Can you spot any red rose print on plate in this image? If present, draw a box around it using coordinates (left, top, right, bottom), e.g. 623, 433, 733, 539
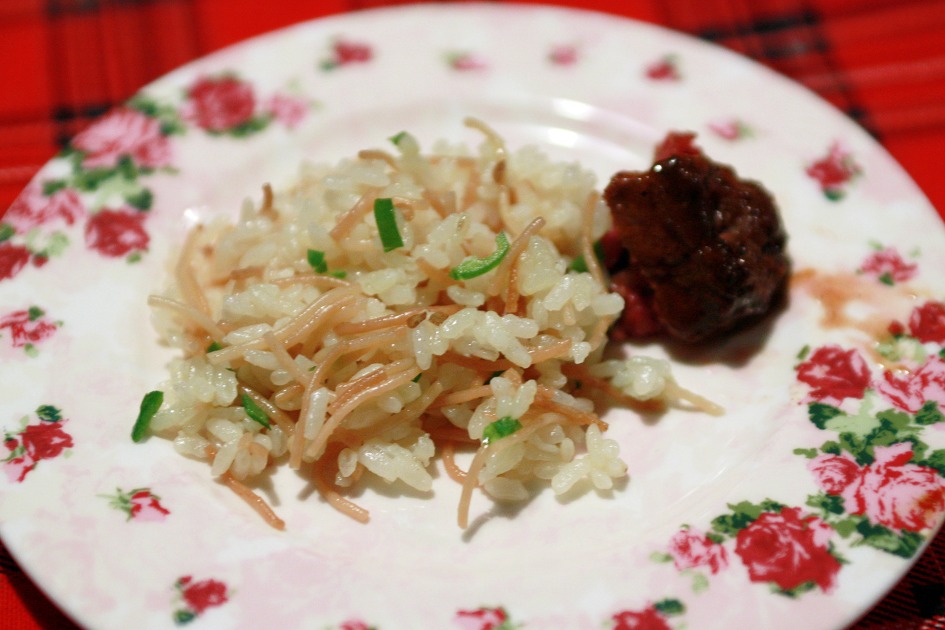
858, 247, 917, 286
611, 600, 684, 630
796, 345, 872, 405
173, 576, 229, 624
265, 92, 309, 129
810, 443, 945, 532
320, 39, 373, 70
549, 44, 579, 65
447, 51, 489, 71
734, 506, 841, 592
0, 306, 60, 356
645, 55, 680, 81
185, 75, 257, 133
103, 487, 170, 522
183, 73, 308, 135
71, 106, 173, 170
611, 607, 671, 630
454, 606, 512, 630
908, 301, 945, 344
0, 242, 31, 282
808, 452, 861, 496
876, 356, 945, 414
708, 119, 752, 141
84, 208, 150, 258
3, 406, 73, 483
667, 527, 728, 574
4, 184, 85, 235
806, 141, 861, 200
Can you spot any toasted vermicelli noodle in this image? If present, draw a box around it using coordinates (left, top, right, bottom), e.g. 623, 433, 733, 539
148, 118, 719, 529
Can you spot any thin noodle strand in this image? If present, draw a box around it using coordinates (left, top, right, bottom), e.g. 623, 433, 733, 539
431, 384, 493, 409
272, 274, 351, 289
357, 382, 444, 443
176, 225, 212, 317
220, 473, 286, 530
306, 364, 420, 460
306, 328, 403, 390
458, 443, 489, 529
330, 192, 375, 240
312, 468, 370, 523
441, 442, 467, 483
663, 381, 725, 416
357, 149, 397, 168
207, 288, 358, 365
262, 331, 308, 385
334, 304, 462, 335
579, 191, 606, 287
147, 295, 227, 341
494, 217, 545, 306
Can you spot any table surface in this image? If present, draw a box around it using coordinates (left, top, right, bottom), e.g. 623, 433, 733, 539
2, 1, 945, 628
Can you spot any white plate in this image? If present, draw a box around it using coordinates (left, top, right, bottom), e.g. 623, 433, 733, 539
3, 4, 945, 629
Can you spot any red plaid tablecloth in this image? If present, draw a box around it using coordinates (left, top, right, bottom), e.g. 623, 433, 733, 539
2, 1, 944, 628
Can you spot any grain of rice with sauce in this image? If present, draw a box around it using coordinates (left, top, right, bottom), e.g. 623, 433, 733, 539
146, 118, 719, 530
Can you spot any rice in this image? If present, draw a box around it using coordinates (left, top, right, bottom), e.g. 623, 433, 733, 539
147, 118, 711, 529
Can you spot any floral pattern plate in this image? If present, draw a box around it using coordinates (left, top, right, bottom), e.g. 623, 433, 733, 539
3, 4, 945, 629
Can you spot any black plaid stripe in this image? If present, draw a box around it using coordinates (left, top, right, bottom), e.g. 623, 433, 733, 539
656, 0, 877, 136
43, 0, 204, 147
0, 539, 21, 576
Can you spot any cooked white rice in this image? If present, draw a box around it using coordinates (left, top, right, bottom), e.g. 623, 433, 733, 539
147, 118, 709, 529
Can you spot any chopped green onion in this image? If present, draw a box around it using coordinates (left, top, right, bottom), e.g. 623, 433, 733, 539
389, 131, 409, 146
411, 373, 423, 383
241, 393, 271, 429
307, 249, 328, 273
449, 232, 510, 280
207, 341, 223, 353
131, 391, 164, 443
482, 416, 522, 443
307, 249, 346, 277
374, 198, 404, 252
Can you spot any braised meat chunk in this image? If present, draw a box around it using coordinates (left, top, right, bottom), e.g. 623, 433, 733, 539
604, 133, 789, 343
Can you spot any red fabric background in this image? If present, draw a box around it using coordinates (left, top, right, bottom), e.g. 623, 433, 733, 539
2, 1, 945, 628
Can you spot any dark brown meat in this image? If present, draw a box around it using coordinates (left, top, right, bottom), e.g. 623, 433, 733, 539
604, 133, 789, 343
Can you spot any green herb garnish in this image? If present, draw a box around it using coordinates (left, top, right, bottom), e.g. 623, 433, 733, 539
207, 341, 223, 353
131, 390, 164, 443
569, 255, 589, 273
389, 131, 409, 146
241, 393, 271, 429
374, 198, 404, 252
307, 249, 328, 273
482, 416, 522, 443
449, 232, 510, 280
307, 249, 346, 277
